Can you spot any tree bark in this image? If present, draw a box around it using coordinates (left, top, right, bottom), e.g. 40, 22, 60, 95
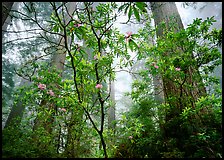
108, 81, 115, 130
2, 2, 27, 129
150, 2, 207, 142
150, 2, 206, 111
33, 2, 77, 132
4, 78, 32, 129
2, 2, 14, 26
150, 2, 184, 36
64, 108, 84, 158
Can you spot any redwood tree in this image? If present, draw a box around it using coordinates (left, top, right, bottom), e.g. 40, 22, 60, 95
150, 2, 208, 149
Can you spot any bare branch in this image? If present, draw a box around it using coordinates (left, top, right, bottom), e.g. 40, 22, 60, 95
3, 36, 41, 44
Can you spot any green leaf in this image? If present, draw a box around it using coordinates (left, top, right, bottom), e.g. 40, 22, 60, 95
130, 139, 134, 143
76, 32, 82, 40
129, 39, 138, 52
135, 2, 147, 12
129, 39, 134, 52
64, 83, 67, 90
128, 6, 133, 20
124, 4, 129, 15
52, 25, 59, 33
118, 3, 128, 13
133, 6, 140, 22
66, 55, 70, 60
79, 49, 86, 55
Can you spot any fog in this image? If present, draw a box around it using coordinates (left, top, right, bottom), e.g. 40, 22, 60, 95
3, 2, 222, 122
114, 2, 222, 117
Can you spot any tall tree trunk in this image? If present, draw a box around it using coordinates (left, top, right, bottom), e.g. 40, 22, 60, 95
151, 36, 165, 104
33, 2, 77, 132
2, 2, 14, 27
64, 108, 84, 158
2, 2, 20, 35
150, 2, 207, 143
32, 3, 85, 157
4, 78, 31, 129
150, 1, 206, 112
108, 81, 115, 130
2, 2, 27, 129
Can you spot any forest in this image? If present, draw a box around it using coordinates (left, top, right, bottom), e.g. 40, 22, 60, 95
2, 2, 222, 158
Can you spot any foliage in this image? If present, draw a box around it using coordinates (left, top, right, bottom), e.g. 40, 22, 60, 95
118, 2, 147, 22
3, 2, 134, 158
2, 1, 222, 158
114, 16, 222, 158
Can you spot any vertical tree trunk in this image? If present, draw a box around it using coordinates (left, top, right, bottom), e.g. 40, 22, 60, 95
108, 81, 115, 130
64, 108, 84, 158
4, 78, 32, 129
30, 1, 77, 154
150, 2, 184, 124
150, 2, 184, 36
150, 2, 207, 144
153, 75, 164, 103
33, 2, 77, 132
2, 2, 14, 27
2, 2, 27, 129
150, 2, 206, 113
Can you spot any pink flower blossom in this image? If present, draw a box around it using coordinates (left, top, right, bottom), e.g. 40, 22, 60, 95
125, 31, 133, 43
128, 136, 133, 139
154, 65, 159, 69
38, 83, 46, 90
47, 90, 55, 96
95, 84, 103, 89
74, 23, 82, 27
59, 108, 66, 112
175, 67, 181, 71
126, 31, 132, 38
94, 55, 98, 60
61, 108, 66, 112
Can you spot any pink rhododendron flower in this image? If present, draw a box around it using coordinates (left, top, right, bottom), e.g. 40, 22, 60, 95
154, 65, 159, 69
61, 108, 66, 112
47, 90, 55, 96
95, 84, 103, 89
59, 108, 66, 112
126, 31, 132, 38
175, 67, 181, 71
38, 83, 46, 90
74, 23, 82, 27
128, 136, 133, 139
94, 55, 98, 60
125, 31, 133, 43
